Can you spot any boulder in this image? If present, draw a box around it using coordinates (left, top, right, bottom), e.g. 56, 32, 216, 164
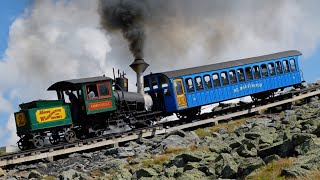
135, 168, 158, 178
28, 170, 42, 179
175, 153, 202, 163
238, 157, 265, 177
263, 154, 281, 164
166, 130, 186, 138
101, 159, 128, 172
237, 144, 257, 157
0, 168, 5, 177
60, 169, 90, 180
164, 165, 177, 177
281, 166, 309, 178
294, 137, 320, 155
215, 153, 238, 178
176, 169, 206, 180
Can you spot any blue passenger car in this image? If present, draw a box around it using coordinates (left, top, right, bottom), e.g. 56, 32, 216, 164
144, 50, 303, 116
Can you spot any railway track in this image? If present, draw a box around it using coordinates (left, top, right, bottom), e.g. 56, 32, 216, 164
1, 84, 320, 167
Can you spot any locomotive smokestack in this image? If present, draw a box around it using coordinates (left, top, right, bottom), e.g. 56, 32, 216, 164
130, 59, 149, 94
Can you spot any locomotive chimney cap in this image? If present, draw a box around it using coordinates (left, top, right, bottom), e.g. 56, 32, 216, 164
130, 58, 149, 73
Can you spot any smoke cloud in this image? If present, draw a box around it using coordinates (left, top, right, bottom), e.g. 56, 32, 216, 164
98, 0, 146, 59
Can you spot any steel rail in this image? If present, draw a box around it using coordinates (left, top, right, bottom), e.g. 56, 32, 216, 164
0, 85, 319, 167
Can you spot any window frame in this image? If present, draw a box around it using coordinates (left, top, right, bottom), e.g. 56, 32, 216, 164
203, 74, 213, 89
289, 58, 297, 72
221, 71, 230, 86
245, 66, 253, 81
195, 76, 204, 91
261, 64, 269, 78
185, 78, 195, 93
283, 59, 290, 73
275, 61, 283, 75
253, 65, 261, 79
237, 68, 246, 82
229, 70, 238, 84
86, 81, 112, 100
212, 73, 221, 88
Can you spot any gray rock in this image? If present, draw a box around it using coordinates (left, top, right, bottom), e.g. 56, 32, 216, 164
281, 166, 309, 178
0, 168, 5, 177
160, 135, 192, 150
237, 144, 257, 157
81, 153, 92, 158
135, 168, 158, 178
294, 137, 320, 155
60, 169, 90, 180
166, 129, 186, 137
238, 157, 265, 177
28, 170, 42, 179
215, 153, 238, 178
175, 153, 202, 163
164, 165, 177, 177
218, 128, 228, 134
263, 154, 281, 164
166, 157, 186, 168
101, 159, 128, 172
177, 169, 206, 180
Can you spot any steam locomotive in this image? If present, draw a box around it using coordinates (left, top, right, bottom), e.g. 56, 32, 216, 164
14, 50, 304, 150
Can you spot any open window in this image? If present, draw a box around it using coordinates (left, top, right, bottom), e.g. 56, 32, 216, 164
151, 76, 158, 90
253, 66, 261, 79
159, 75, 168, 88
203, 75, 212, 89
185, 78, 195, 93
245, 67, 253, 81
221, 72, 229, 86
261, 64, 268, 78
144, 77, 150, 91
237, 68, 245, 82
195, 76, 204, 91
290, 59, 296, 72
268, 63, 276, 76
212, 73, 221, 87
276, 61, 283, 74
229, 70, 237, 84
283, 60, 290, 73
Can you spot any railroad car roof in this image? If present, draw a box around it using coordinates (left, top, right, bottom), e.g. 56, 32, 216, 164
47, 76, 112, 91
159, 50, 302, 78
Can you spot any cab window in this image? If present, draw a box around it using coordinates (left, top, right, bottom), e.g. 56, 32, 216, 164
212, 73, 221, 87
195, 76, 204, 91
86, 82, 111, 100
185, 78, 195, 93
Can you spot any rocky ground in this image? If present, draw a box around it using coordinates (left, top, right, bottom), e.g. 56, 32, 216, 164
1, 96, 320, 180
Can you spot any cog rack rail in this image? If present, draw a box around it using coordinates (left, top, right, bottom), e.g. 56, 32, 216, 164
1, 85, 320, 167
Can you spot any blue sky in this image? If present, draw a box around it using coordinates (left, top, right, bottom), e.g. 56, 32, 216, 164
0, 0, 31, 58
0, 1, 320, 147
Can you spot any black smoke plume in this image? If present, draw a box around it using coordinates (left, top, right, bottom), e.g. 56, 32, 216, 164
98, 0, 147, 59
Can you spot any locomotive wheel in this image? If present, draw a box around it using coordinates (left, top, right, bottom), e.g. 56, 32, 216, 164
95, 130, 104, 137
17, 136, 29, 150
49, 133, 60, 145
33, 135, 45, 148
64, 130, 76, 143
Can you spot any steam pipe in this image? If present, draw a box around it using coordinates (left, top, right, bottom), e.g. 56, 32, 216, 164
130, 59, 149, 94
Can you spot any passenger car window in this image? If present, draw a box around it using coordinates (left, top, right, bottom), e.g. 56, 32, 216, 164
283, 60, 290, 73
185, 78, 194, 93
229, 70, 237, 84
237, 69, 245, 82
221, 72, 229, 86
151, 76, 158, 89
245, 67, 253, 80
276, 61, 283, 74
144, 78, 150, 91
212, 73, 221, 87
290, 59, 296, 72
203, 75, 212, 89
159, 75, 168, 88
195, 76, 204, 91
268, 63, 276, 76
261, 64, 268, 78
253, 66, 261, 79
